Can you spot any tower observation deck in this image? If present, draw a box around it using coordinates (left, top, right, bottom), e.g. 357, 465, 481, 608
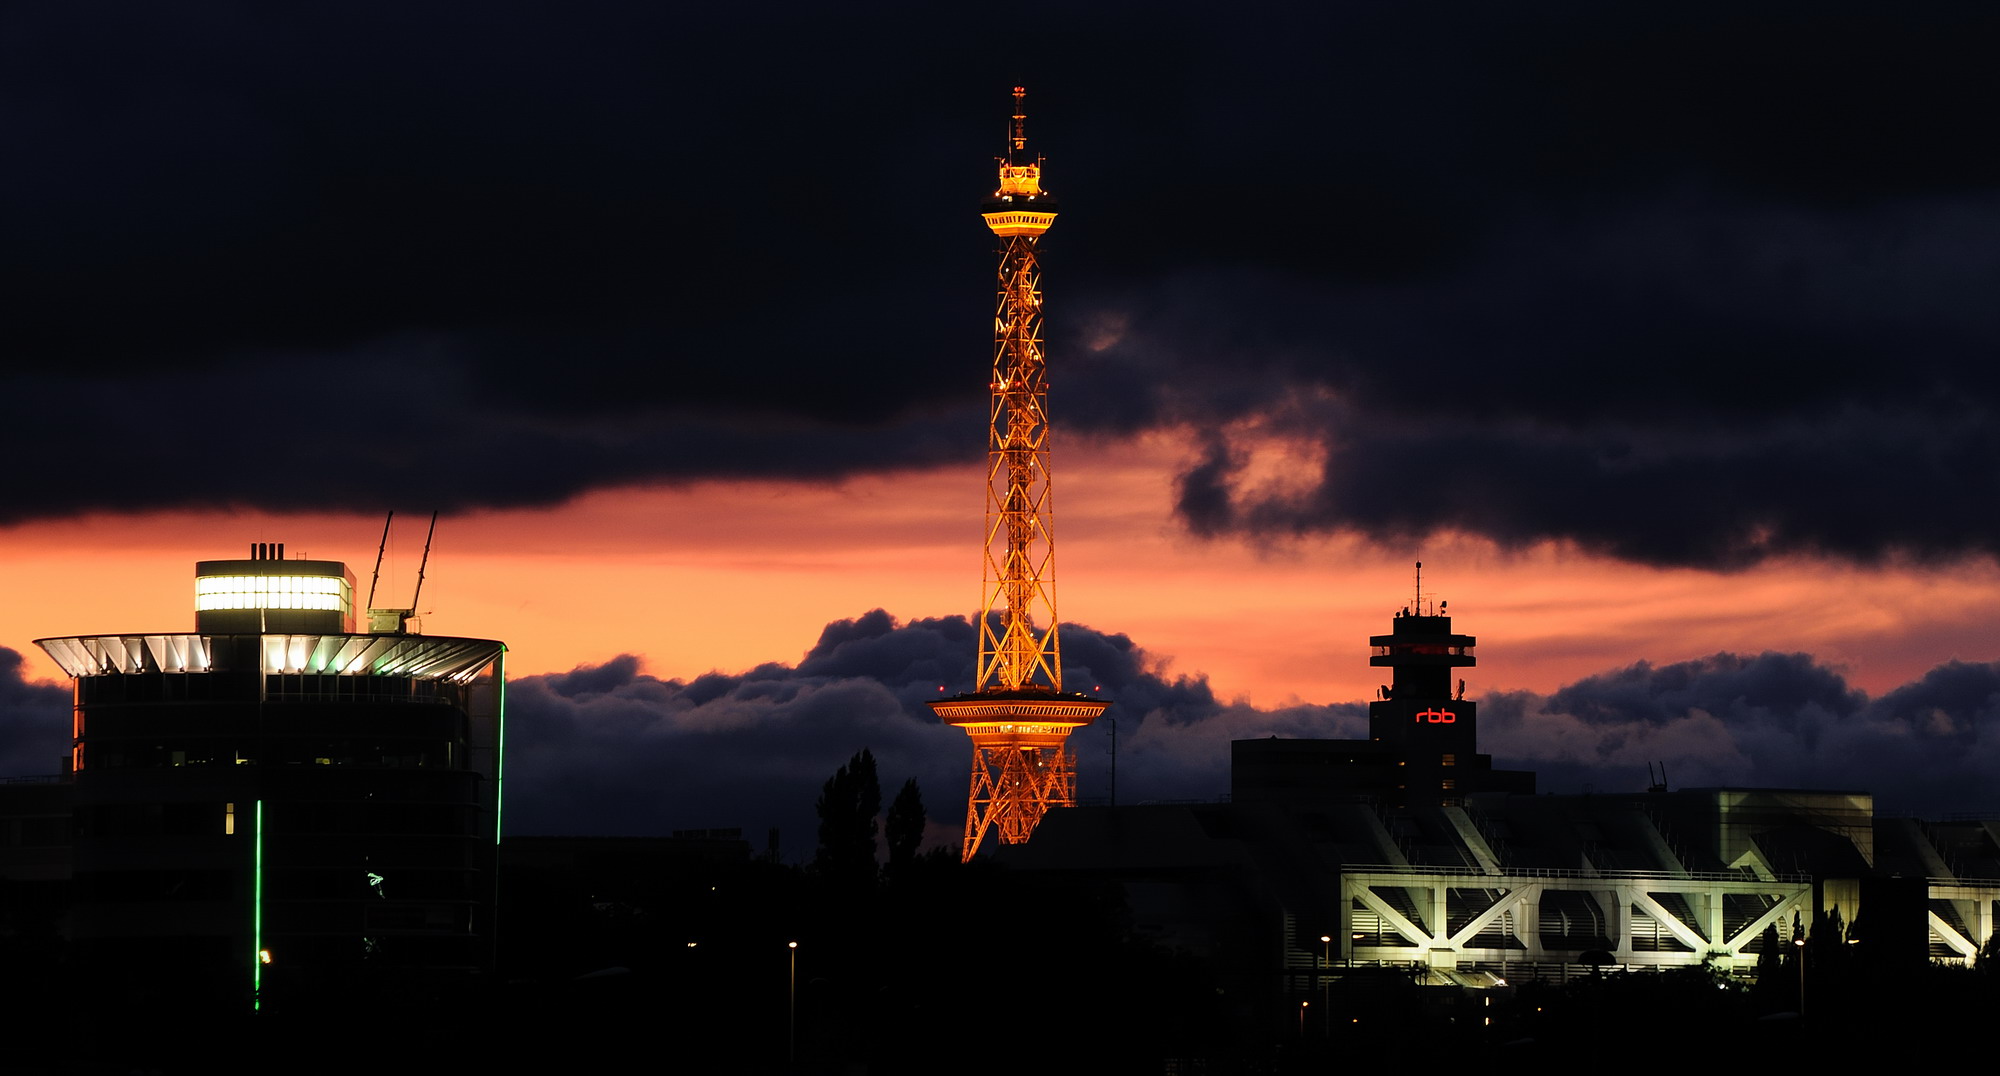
929, 87, 1108, 861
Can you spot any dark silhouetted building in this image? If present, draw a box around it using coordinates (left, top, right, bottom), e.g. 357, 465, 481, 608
1234, 589, 1533, 808
35, 544, 505, 1008
1009, 583, 2000, 1040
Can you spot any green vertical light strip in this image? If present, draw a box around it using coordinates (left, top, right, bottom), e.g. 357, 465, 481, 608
253, 798, 264, 1011
490, 649, 508, 975
493, 648, 507, 845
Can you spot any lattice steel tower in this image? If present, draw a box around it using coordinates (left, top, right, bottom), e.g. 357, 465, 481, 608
928, 87, 1108, 862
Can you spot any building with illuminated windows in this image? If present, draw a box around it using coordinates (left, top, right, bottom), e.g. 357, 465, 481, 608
34, 543, 505, 1009
1008, 581, 2000, 1041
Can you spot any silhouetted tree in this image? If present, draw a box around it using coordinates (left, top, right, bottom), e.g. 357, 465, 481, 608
813, 749, 880, 885
1755, 924, 1782, 979
886, 778, 925, 868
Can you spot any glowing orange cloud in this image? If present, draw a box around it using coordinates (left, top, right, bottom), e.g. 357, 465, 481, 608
2, 429, 1995, 705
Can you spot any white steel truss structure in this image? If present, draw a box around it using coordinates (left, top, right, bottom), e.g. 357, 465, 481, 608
1332, 864, 2000, 976
1341, 865, 1813, 974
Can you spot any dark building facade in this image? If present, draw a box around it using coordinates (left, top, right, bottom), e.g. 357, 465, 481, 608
36, 545, 505, 1007
1009, 584, 2000, 1044
1234, 593, 1532, 808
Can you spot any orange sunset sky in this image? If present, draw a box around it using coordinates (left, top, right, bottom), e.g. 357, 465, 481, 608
8, 4, 2000, 837
9, 428, 1994, 709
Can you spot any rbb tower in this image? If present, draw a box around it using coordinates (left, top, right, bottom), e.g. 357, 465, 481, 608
1368, 562, 1478, 805
929, 88, 1108, 862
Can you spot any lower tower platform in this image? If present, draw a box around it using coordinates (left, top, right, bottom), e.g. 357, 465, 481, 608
929, 689, 1109, 861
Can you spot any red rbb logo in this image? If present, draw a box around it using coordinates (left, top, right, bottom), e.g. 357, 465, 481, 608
1414, 709, 1456, 724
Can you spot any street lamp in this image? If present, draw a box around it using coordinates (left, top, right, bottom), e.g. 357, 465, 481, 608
1319, 936, 1331, 1035
789, 941, 800, 1064
1298, 1000, 1309, 1037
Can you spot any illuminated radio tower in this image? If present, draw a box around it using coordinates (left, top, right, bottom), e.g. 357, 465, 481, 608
928, 87, 1108, 862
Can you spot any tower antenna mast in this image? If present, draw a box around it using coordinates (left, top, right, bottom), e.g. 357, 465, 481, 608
409, 511, 438, 613
1010, 85, 1028, 159
366, 510, 394, 613
929, 87, 1109, 861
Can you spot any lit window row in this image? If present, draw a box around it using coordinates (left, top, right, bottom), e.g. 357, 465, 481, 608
196, 575, 352, 613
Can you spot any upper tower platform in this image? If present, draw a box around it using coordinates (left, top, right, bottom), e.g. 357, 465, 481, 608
44, 541, 496, 683
1369, 612, 1476, 700
980, 86, 1057, 237
1368, 563, 1476, 758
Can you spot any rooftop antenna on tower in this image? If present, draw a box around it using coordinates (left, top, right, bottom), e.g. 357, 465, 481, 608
409, 511, 439, 615
1009, 84, 1028, 159
365, 510, 438, 635
366, 510, 394, 613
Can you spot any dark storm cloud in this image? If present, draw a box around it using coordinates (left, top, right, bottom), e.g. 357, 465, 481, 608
0, 1, 991, 521
1162, 196, 2000, 566
6, 2, 2000, 567
0, 648, 70, 779
501, 620, 2000, 839
1482, 651, 2000, 814
501, 610, 1359, 847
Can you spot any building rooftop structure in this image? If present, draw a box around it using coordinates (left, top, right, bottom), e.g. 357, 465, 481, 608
1236, 568, 1533, 809
32, 541, 505, 1012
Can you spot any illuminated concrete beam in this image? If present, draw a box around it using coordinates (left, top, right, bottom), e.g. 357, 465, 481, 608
1930, 910, 1979, 961
1631, 890, 1710, 953
1931, 881, 2000, 956
1441, 807, 1503, 875
1723, 892, 1808, 954
1447, 883, 1542, 949
1343, 866, 1814, 973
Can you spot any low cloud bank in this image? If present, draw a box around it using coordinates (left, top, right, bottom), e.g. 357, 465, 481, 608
501, 612, 1359, 856
502, 616, 2000, 847
5, 622, 1995, 854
